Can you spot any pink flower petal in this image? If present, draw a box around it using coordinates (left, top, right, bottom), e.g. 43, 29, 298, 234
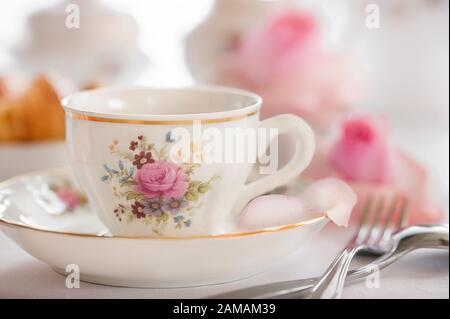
347, 152, 444, 225
239, 178, 357, 230
305, 145, 445, 225
239, 194, 319, 230
300, 178, 357, 227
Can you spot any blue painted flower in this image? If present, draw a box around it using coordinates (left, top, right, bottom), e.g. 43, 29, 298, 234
174, 215, 184, 223
144, 199, 163, 217
162, 198, 189, 215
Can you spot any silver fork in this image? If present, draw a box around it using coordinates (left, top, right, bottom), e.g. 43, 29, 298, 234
308, 194, 409, 299
211, 224, 447, 299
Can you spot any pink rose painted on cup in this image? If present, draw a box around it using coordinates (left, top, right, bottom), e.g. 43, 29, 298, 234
102, 135, 219, 232
328, 115, 393, 184
135, 160, 188, 199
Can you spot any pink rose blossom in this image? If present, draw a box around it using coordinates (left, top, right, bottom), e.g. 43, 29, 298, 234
217, 10, 363, 132
302, 115, 444, 225
233, 10, 319, 84
135, 160, 188, 199
306, 147, 444, 225
257, 55, 361, 132
328, 115, 393, 184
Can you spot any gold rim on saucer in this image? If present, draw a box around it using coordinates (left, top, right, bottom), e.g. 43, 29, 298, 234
0, 168, 328, 241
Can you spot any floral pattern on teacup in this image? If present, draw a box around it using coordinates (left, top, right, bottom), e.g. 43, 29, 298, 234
101, 134, 219, 234
37, 181, 87, 215
52, 184, 87, 211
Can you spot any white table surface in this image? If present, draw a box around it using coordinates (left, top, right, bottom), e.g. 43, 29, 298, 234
0, 224, 448, 299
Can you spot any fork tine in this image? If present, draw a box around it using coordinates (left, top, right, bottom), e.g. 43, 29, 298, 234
354, 195, 373, 244
357, 195, 373, 226
396, 197, 409, 230
367, 195, 386, 244
377, 194, 399, 242
379, 194, 411, 245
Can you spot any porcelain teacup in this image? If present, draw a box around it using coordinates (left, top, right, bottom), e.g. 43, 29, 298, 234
62, 86, 315, 237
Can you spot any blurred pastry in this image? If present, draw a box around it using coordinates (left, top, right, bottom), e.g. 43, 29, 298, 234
82, 81, 102, 91
0, 76, 65, 142
0, 77, 8, 99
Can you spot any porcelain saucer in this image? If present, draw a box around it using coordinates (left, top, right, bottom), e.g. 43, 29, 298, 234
0, 168, 328, 288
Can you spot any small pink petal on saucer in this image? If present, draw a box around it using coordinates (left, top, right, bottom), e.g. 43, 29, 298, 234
300, 178, 357, 227
239, 178, 357, 230
239, 194, 318, 230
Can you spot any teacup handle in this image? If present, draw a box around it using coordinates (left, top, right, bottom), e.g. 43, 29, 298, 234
233, 114, 315, 216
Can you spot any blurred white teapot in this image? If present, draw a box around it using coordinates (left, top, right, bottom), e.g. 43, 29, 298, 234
15, 0, 148, 85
